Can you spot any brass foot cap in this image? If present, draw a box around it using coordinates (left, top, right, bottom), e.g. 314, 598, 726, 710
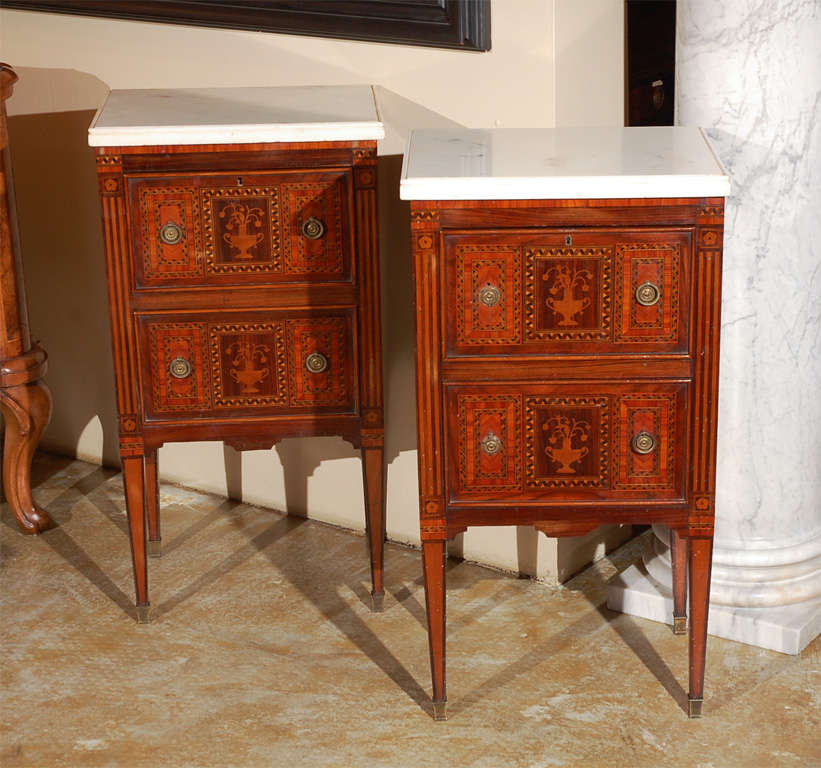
688, 698, 703, 718
136, 604, 151, 624
673, 616, 687, 635
432, 701, 447, 721
148, 540, 162, 558
370, 592, 385, 613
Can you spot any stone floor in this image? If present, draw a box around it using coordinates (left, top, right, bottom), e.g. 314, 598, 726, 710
1, 454, 819, 768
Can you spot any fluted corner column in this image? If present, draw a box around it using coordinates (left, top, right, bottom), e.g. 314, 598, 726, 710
607, 1, 821, 654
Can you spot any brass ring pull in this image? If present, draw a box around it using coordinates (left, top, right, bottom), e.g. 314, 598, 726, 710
169, 357, 192, 379
478, 284, 501, 307
480, 432, 503, 456
631, 431, 656, 455
160, 221, 184, 246
301, 217, 325, 240
305, 352, 329, 374
635, 281, 661, 307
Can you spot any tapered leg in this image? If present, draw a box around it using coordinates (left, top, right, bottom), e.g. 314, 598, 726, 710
670, 528, 688, 634
122, 455, 149, 623
423, 539, 447, 720
688, 535, 713, 717
144, 449, 161, 557
362, 443, 385, 611
0, 379, 53, 534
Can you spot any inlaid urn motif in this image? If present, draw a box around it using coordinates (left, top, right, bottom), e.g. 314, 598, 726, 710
542, 414, 591, 473
220, 202, 265, 260
543, 264, 593, 326
226, 337, 271, 393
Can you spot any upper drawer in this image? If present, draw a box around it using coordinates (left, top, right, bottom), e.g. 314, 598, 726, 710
127, 170, 352, 288
443, 228, 691, 356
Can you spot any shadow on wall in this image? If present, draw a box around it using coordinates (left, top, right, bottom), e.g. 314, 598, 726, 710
259, 152, 417, 516
8, 106, 120, 467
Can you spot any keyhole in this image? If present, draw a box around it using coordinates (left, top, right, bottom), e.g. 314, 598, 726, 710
565, 234, 572, 246
236, 177, 243, 186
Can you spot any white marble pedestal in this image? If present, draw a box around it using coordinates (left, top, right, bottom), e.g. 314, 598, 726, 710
607, 0, 821, 655
608, 530, 821, 655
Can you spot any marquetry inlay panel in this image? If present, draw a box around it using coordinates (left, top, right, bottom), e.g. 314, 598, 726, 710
525, 247, 612, 341
139, 186, 204, 281
201, 187, 281, 274
143, 313, 355, 417
454, 244, 521, 345
210, 322, 288, 407
525, 396, 610, 488
455, 393, 522, 493
286, 316, 352, 407
130, 171, 350, 285
281, 180, 345, 275
148, 322, 211, 412
612, 393, 677, 489
614, 243, 680, 342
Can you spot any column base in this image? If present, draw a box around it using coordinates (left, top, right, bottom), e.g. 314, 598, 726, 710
607, 563, 821, 655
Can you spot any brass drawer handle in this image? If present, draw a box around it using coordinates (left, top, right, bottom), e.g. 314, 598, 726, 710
305, 351, 329, 374
159, 221, 184, 246
302, 217, 326, 240
478, 284, 501, 307
635, 281, 661, 307
631, 431, 657, 455
169, 357, 192, 379
480, 432, 503, 456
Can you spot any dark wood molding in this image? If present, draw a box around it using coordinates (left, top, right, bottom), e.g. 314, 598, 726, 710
3, 0, 491, 51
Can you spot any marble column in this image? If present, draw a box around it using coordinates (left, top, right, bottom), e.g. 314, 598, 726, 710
608, 0, 821, 654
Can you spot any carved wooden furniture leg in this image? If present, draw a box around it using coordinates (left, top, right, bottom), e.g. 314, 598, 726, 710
144, 449, 161, 557
670, 527, 688, 634
688, 535, 713, 717
362, 439, 385, 611
1, 65, 53, 534
423, 539, 447, 721
0, 373, 52, 532
122, 452, 149, 623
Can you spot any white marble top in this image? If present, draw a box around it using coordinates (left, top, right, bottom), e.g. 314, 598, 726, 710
400, 127, 730, 200
88, 85, 384, 147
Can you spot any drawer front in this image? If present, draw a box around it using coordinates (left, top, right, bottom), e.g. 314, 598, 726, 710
138, 310, 357, 421
446, 382, 687, 503
444, 229, 690, 356
128, 170, 351, 287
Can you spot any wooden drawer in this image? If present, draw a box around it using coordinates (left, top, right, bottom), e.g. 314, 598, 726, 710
138, 310, 357, 421
444, 228, 690, 356
446, 382, 687, 503
127, 170, 352, 288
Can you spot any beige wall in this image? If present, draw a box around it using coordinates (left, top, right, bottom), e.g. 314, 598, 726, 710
0, 2, 626, 581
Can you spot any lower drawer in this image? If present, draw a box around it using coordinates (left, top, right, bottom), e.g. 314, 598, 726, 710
446, 382, 688, 503
137, 309, 357, 421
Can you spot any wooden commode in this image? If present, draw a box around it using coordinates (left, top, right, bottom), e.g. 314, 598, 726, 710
401, 126, 730, 719
89, 86, 386, 622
